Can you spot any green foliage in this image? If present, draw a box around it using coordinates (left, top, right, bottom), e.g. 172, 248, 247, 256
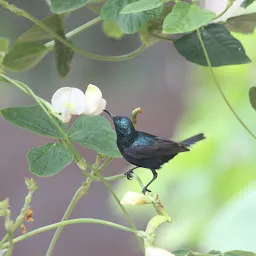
0, 38, 9, 77
68, 116, 121, 158
112, 33, 256, 249
172, 250, 256, 256
162, 2, 216, 34
27, 143, 73, 176
0, 105, 63, 138
2, 42, 48, 71
49, 0, 88, 14
100, 0, 163, 34
102, 20, 124, 39
0, 38, 9, 53
54, 15, 74, 78
241, 0, 256, 8
174, 24, 251, 66
120, 0, 164, 14
249, 86, 256, 111
225, 13, 256, 34
172, 249, 193, 256
17, 14, 65, 42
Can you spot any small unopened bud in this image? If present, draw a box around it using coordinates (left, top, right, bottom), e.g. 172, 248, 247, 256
146, 247, 175, 256
121, 191, 152, 206
132, 107, 143, 125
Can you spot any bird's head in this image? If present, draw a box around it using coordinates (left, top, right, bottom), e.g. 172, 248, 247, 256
104, 110, 136, 137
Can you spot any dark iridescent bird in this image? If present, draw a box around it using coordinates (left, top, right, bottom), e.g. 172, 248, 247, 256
104, 109, 205, 194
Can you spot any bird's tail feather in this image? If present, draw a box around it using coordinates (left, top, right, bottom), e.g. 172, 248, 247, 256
181, 133, 205, 146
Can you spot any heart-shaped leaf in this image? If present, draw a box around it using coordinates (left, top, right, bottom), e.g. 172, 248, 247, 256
0, 105, 64, 138
101, 0, 163, 34
174, 24, 251, 66
163, 2, 216, 34
49, 0, 88, 14
3, 42, 48, 71
120, 0, 163, 14
27, 143, 73, 176
68, 115, 121, 158
18, 14, 65, 42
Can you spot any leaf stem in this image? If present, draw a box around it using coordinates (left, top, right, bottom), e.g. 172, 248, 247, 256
196, 29, 256, 141
5, 230, 13, 256
94, 172, 144, 251
149, 33, 175, 42
46, 157, 113, 256
212, 0, 235, 21
0, 0, 146, 61
44, 16, 101, 48
2, 218, 137, 249
46, 179, 92, 256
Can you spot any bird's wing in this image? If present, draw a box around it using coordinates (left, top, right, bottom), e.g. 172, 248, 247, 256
123, 136, 189, 160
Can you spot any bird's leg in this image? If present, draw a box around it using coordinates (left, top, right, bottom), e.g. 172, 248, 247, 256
124, 167, 139, 180
142, 169, 158, 194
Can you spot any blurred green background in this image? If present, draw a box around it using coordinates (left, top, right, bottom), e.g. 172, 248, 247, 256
1, 1, 256, 256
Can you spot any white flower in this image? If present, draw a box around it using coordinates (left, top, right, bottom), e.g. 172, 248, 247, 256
51, 84, 106, 123
120, 191, 152, 206
84, 84, 106, 116
51, 87, 86, 123
146, 247, 175, 256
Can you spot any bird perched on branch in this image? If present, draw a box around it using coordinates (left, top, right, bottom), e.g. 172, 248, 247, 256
104, 109, 205, 194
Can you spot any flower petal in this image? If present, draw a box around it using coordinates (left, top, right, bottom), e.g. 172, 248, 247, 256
121, 191, 152, 206
146, 247, 175, 256
51, 87, 86, 115
90, 98, 107, 116
84, 84, 103, 115
61, 106, 72, 123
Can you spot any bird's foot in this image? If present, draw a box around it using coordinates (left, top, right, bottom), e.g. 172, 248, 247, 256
124, 170, 134, 180
142, 187, 151, 194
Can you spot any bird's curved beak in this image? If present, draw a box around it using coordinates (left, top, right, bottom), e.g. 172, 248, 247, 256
103, 109, 115, 119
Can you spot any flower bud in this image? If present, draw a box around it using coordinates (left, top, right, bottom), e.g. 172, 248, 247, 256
121, 191, 152, 206
146, 247, 175, 256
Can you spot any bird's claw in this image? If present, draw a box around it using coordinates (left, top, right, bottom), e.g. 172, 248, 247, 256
124, 170, 134, 180
142, 187, 151, 194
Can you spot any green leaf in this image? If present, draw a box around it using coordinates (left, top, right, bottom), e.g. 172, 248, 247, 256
0, 105, 64, 138
68, 115, 121, 158
163, 2, 216, 34
54, 16, 74, 78
102, 20, 124, 39
120, 0, 163, 14
174, 24, 251, 67
172, 249, 193, 256
226, 251, 255, 256
27, 143, 73, 177
0, 38, 9, 71
225, 13, 256, 34
49, 0, 88, 14
101, 0, 163, 34
249, 86, 256, 111
0, 38, 9, 53
18, 14, 65, 42
2, 42, 48, 71
241, 0, 255, 8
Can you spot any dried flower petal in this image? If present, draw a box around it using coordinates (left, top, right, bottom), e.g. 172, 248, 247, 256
146, 247, 175, 256
121, 191, 152, 206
